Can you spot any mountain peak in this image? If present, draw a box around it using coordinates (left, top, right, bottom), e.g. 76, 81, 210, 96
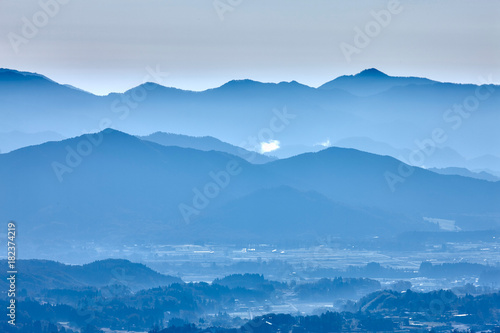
318, 68, 435, 96
101, 128, 130, 136
219, 79, 262, 89
355, 68, 388, 77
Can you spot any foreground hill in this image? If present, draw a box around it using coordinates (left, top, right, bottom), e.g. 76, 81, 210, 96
0, 259, 182, 292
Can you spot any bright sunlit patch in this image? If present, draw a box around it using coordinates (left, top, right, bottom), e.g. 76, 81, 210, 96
317, 138, 331, 147
260, 140, 280, 153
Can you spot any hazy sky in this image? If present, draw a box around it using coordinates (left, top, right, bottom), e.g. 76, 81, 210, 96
1, 0, 499, 95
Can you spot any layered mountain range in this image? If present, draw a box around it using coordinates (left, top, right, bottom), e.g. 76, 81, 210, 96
0, 129, 498, 251
1, 68, 499, 173
1, 68, 499, 256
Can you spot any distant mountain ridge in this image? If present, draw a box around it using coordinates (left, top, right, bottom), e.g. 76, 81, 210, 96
334, 136, 500, 176
429, 167, 499, 182
1, 67, 498, 170
319, 68, 437, 96
0, 67, 434, 96
139, 132, 275, 164
0, 68, 91, 95
0, 68, 61, 86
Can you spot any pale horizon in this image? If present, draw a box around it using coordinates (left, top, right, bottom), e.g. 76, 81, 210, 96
1, 0, 499, 95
